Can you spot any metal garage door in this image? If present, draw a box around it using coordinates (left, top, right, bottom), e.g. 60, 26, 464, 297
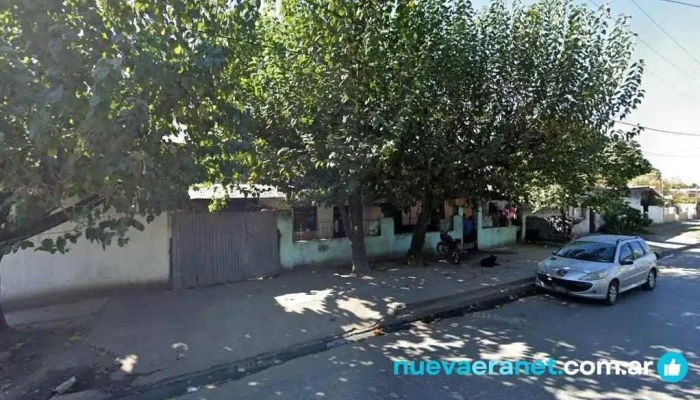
170, 211, 280, 289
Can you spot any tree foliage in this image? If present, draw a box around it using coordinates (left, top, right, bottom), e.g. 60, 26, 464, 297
0, 0, 258, 328
379, 0, 650, 254
0, 0, 259, 253
0, 0, 655, 328
242, 0, 406, 273
505, 0, 650, 215
600, 203, 651, 234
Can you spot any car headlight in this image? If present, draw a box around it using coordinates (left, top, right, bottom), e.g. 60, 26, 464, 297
580, 270, 608, 281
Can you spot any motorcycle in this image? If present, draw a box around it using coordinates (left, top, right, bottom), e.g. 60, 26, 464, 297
436, 230, 461, 264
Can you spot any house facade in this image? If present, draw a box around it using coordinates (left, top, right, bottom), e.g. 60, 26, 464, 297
1, 186, 523, 308
0, 213, 170, 309
625, 186, 698, 223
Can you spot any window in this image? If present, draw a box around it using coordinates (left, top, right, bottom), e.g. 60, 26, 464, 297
639, 240, 652, 255
293, 206, 317, 240
618, 244, 634, 264
332, 206, 347, 238
555, 241, 616, 263
483, 201, 517, 228
630, 241, 646, 259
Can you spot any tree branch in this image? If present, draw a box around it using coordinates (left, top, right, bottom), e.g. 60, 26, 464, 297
0, 194, 102, 250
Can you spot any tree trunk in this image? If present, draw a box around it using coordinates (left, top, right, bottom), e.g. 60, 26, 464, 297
407, 189, 433, 264
339, 190, 370, 275
0, 256, 8, 332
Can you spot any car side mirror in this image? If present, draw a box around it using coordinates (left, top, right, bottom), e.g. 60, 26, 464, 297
621, 259, 634, 265
551, 250, 558, 255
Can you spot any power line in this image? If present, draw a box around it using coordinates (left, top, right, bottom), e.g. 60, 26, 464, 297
588, 1, 700, 83
628, 0, 700, 71
635, 36, 700, 83
642, 150, 700, 157
660, 0, 700, 9
645, 68, 700, 100
614, 120, 700, 137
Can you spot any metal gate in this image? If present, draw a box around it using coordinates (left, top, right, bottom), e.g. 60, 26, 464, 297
170, 211, 280, 289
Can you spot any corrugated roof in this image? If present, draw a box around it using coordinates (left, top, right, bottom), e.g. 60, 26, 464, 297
188, 184, 285, 200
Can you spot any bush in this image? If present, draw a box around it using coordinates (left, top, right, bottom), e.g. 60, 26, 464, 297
600, 205, 652, 234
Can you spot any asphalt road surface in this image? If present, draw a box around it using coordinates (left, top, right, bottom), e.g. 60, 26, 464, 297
177, 249, 700, 400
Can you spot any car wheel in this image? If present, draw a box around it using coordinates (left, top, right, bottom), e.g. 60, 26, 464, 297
643, 269, 657, 291
605, 280, 619, 306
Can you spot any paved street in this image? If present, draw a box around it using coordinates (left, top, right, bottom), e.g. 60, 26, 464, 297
177, 248, 700, 400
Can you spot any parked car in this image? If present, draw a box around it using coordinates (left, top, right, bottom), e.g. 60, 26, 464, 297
535, 235, 658, 305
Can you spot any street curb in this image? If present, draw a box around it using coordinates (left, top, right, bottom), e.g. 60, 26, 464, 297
103, 277, 537, 400
51, 390, 110, 400
375, 277, 536, 332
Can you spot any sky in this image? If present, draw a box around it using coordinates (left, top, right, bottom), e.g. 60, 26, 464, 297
469, 0, 700, 184
611, 0, 700, 185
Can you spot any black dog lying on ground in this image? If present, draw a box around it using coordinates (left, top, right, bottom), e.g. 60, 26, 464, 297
480, 254, 498, 267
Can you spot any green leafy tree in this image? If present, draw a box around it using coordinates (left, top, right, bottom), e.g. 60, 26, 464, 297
244, 0, 401, 274
380, 0, 650, 255
629, 168, 663, 192
373, 0, 470, 261
0, 0, 257, 330
505, 1, 650, 228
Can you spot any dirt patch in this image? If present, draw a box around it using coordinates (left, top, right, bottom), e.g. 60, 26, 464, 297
0, 320, 118, 400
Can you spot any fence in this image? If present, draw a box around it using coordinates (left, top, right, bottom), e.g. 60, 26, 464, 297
171, 211, 280, 289
525, 215, 583, 243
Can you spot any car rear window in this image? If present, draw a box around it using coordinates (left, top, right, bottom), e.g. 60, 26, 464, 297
555, 241, 616, 263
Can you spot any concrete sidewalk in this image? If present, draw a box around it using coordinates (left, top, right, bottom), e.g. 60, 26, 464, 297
639, 220, 700, 254
5, 245, 551, 397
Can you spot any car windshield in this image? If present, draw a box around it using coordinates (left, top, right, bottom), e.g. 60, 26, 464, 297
555, 241, 616, 263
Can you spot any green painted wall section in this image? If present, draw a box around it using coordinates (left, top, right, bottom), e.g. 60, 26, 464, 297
278, 213, 463, 270
278, 204, 520, 269
475, 206, 520, 249
478, 225, 520, 248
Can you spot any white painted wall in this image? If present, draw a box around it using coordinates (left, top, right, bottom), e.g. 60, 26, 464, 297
647, 206, 665, 224
595, 213, 605, 232
529, 207, 591, 237
664, 208, 678, 223
571, 220, 590, 238
1, 214, 170, 307
625, 194, 642, 210
677, 203, 698, 220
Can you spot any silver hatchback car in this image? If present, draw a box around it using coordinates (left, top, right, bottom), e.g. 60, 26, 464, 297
535, 235, 658, 305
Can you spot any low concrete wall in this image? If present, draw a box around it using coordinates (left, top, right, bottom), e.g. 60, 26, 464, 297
478, 226, 520, 248
677, 203, 697, 220
0, 215, 170, 308
278, 213, 463, 269
664, 208, 678, 223
476, 205, 522, 249
594, 213, 605, 232
647, 206, 665, 224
